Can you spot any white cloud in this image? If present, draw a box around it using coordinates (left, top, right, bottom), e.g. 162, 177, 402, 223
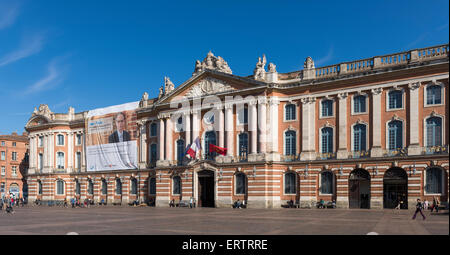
24, 55, 69, 95
314, 46, 334, 67
0, 33, 45, 67
0, 1, 20, 30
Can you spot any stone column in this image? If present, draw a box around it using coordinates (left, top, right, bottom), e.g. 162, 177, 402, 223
81, 131, 86, 171
258, 97, 268, 154
408, 82, 421, 155
337, 93, 349, 159
267, 97, 280, 161
248, 99, 258, 161
156, 117, 166, 166
43, 134, 48, 171
370, 88, 383, 157
192, 109, 200, 144
28, 136, 35, 173
138, 121, 148, 169
224, 103, 234, 162
185, 112, 191, 147
300, 97, 317, 160
67, 132, 73, 172
217, 106, 224, 148
166, 115, 173, 163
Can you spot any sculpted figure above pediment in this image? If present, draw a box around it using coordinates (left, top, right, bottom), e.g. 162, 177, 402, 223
33, 104, 53, 119
193, 51, 232, 75
185, 77, 235, 98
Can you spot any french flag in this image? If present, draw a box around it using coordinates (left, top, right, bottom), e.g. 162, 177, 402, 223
186, 137, 201, 159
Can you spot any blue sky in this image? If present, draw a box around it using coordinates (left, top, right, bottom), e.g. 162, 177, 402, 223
0, 0, 448, 134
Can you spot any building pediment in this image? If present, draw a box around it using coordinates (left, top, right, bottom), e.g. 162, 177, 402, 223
156, 71, 265, 105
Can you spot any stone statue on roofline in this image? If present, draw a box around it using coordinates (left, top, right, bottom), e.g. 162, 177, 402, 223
140, 92, 149, 107
158, 85, 164, 99
304, 56, 315, 69
192, 51, 232, 75
253, 54, 266, 81
165, 76, 175, 93
268, 62, 277, 73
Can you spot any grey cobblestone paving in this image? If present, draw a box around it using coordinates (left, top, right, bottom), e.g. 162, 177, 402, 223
0, 206, 447, 235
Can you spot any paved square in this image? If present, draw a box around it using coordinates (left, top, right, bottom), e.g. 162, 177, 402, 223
0, 206, 447, 235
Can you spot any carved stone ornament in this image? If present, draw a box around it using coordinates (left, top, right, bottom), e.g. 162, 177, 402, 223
33, 104, 53, 119
165, 76, 175, 94
139, 92, 149, 107
268, 62, 277, 73
193, 51, 232, 75
158, 86, 164, 99
304, 56, 315, 69
253, 54, 266, 81
185, 77, 235, 98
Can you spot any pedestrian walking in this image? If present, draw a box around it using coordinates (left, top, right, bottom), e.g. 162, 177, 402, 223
432, 196, 440, 213
412, 198, 426, 220
423, 199, 429, 210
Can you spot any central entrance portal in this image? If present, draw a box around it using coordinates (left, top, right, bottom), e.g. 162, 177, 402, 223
198, 170, 215, 207
383, 167, 408, 209
348, 169, 371, 209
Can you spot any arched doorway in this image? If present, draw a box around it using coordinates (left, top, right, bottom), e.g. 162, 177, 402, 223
197, 170, 215, 207
383, 167, 408, 209
349, 169, 371, 209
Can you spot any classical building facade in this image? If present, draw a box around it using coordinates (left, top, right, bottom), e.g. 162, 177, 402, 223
25, 44, 449, 209
0, 132, 29, 199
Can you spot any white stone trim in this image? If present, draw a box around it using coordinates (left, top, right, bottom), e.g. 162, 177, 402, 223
318, 170, 335, 195
283, 102, 298, 122
350, 121, 369, 152
385, 117, 406, 150
385, 86, 406, 111
423, 166, 446, 195
423, 113, 445, 147
319, 97, 335, 119
319, 124, 336, 154
423, 80, 445, 107
351, 93, 369, 115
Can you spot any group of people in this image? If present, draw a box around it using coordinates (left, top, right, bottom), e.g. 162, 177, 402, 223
0, 194, 25, 214
69, 197, 95, 208
169, 197, 197, 208
411, 196, 442, 220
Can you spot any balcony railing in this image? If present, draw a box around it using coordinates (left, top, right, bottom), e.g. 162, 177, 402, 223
423, 145, 448, 155
350, 151, 370, 159
384, 148, 408, 157
317, 152, 336, 160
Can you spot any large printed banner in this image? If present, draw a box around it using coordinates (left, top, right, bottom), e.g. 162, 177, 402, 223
86, 101, 139, 171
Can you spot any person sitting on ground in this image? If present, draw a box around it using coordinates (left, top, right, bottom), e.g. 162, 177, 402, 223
235, 199, 242, 209
100, 198, 105, 205
287, 200, 294, 208
169, 199, 175, 207
318, 199, 325, 208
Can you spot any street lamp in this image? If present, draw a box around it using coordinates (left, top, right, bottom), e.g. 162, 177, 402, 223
304, 164, 309, 178
252, 166, 257, 178
339, 164, 343, 176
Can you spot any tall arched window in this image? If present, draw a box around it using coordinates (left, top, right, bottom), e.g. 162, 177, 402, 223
150, 123, 157, 136
38, 180, 42, 195
388, 90, 403, 109
75, 180, 81, 195
321, 100, 333, 117
56, 180, 64, 195
321, 127, 333, 153
388, 120, 403, 150
426, 85, 442, 105
149, 177, 156, 195
353, 124, 367, 152
284, 131, 296, 156
426, 117, 442, 147
320, 172, 333, 194
88, 179, 94, 195
101, 179, 107, 195
173, 176, 181, 195
284, 172, 296, 194
205, 131, 216, 159
176, 139, 185, 165
57, 152, 65, 169
238, 133, 248, 159
116, 179, 122, 195
57, 134, 64, 145
353, 95, 366, 113
235, 173, 246, 195
285, 104, 296, 120
131, 178, 137, 195
150, 144, 157, 163
426, 168, 443, 194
